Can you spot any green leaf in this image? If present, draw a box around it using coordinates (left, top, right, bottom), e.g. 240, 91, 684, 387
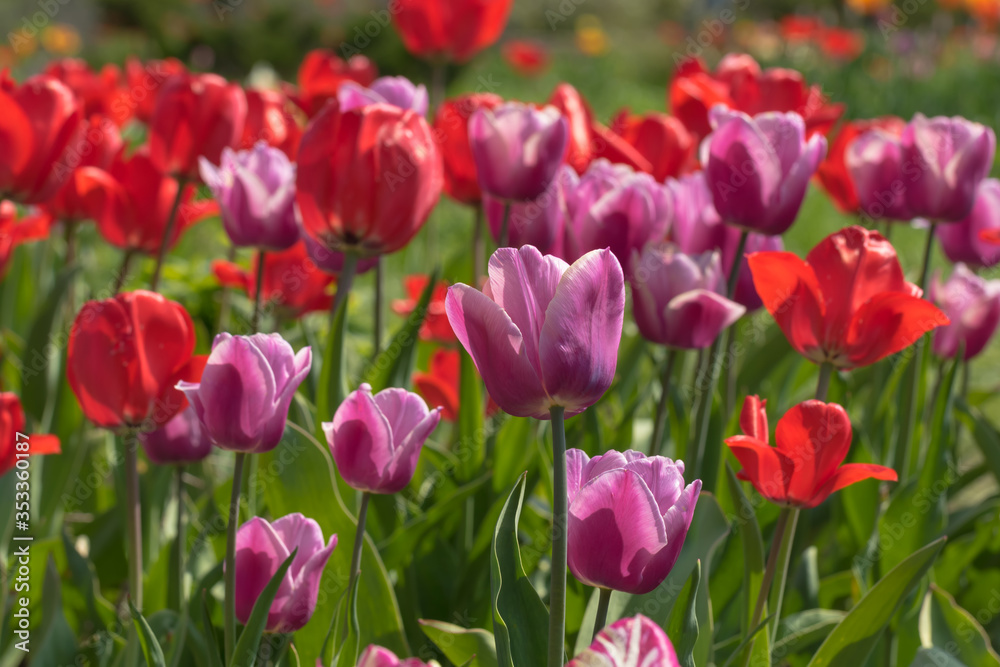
20, 266, 79, 422
806, 537, 946, 667
456, 348, 485, 481
229, 549, 297, 667
723, 464, 765, 635
317, 292, 349, 431
909, 647, 967, 667
200, 590, 225, 667
666, 560, 700, 667
29, 555, 78, 666
955, 400, 1000, 487
491, 473, 549, 667
129, 599, 168, 667
773, 609, 846, 660
333, 576, 362, 667
419, 619, 499, 667
918, 584, 1000, 667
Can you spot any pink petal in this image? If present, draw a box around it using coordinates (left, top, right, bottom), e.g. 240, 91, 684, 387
662, 289, 746, 349
233, 517, 293, 631
566, 614, 680, 667
325, 383, 394, 493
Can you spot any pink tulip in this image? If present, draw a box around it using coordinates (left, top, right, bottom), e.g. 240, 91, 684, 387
630, 244, 745, 349
845, 128, 913, 223
930, 264, 1000, 361
324, 384, 442, 494
566, 449, 700, 594
703, 106, 826, 235
566, 614, 680, 667
900, 113, 995, 222
337, 76, 429, 116
483, 164, 575, 257
937, 179, 1000, 268
445, 245, 625, 419
138, 406, 212, 465
233, 514, 337, 633
469, 102, 569, 201
356, 646, 439, 667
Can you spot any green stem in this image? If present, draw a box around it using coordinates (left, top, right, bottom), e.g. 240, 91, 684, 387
473, 204, 485, 282
917, 222, 937, 293
593, 588, 613, 641
113, 250, 134, 296
251, 251, 266, 333
124, 432, 143, 611
224, 452, 247, 664
170, 466, 185, 612
349, 493, 371, 591
548, 406, 568, 667
895, 335, 927, 479
723, 324, 738, 419
815, 362, 833, 403
499, 202, 511, 249
651, 349, 679, 456
374, 258, 384, 356
331, 254, 359, 321
768, 508, 800, 644
744, 507, 793, 665
726, 231, 749, 298
150, 180, 186, 291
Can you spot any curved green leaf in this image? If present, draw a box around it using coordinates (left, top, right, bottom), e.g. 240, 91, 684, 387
20, 266, 79, 422
419, 619, 499, 667
919, 584, 1000, 667
129, 599, 167, 667
666, 559, 700, 667
229, 549, 296, 667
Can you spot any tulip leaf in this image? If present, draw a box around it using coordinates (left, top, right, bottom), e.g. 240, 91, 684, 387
491, 473, 549, 667
955, 400, 1000, 487
805, 536, 946, 667
199, 589, 225, 667
918, 584, 1000, 667
418, 619, 499, 667
666, 559, 700, 667
30, 555, 78, 667
229, 548, 296, 667
457, 347, 486, 482
129, 599, 167, 667
773, 609, 847, 659
362, 265, 439, 393
909, 647, 968, 667
333, 576, 361, 667
20, 265, 79, 424
317, 292, 350, 432
723, 463, 766, 633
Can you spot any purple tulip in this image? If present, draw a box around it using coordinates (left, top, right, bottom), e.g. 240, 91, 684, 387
937, 179, 1000, 268
178, 333, 311, 453
233, 513, 337, 633
845, 128, 913, 222
561, 159, 673, 271
199, 142, 299, 250
566, 615, 680, 667
469, 102, 569, 202
668, 172, 782, 311
323, 383, 441, 494
930, 264, 1000, 361
703, 106, 826, 235
900, 113, 995, 222
356, 646, 438, 667
302, 230, 379, 275
338, 76, 429, 116
446, 245, 625, 419
483, 164, 575, 257
138, 406, 212, 465
566, 448, 700, 594
630, 244, 746, 349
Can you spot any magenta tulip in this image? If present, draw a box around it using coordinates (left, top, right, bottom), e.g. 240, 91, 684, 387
930, 264, 1000, 361
338, 76, 428, 116
937, 179, 1000, 268
178, 333, 311, 453
566, 615, 680, 667
484, 164, 575, 257
445, 245, 625, 419
138, 406, 212, 465
566, 448, 701, 594
630, 244, 745, 349
356, 646, 439, 667
324, 383, 442, 494
469, 102, 569, 201
845, 128, 913, 222
233, 513, 337, 633
703, 106, 826, 235
900, 113, 995, 222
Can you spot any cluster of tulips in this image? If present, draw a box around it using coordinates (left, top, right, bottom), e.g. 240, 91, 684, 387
3, 0, 1000, 664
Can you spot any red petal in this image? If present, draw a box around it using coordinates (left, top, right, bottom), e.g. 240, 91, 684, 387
747, 251, 825, 361
809, 463, 898, 508
845, 291, 950, 368
725, 435, 794, 505
739, 395, 768, 444
773, 400, 852, 506
212, 261, 251, 292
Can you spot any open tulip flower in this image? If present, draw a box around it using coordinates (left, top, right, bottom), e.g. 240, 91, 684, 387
748, 226, 950, 369
234, 514, 337, 633
324, 383, 442, 495
566, 615, 680, 667
726, 396, 897, 508
930, 264, 1000, 361
2, 393, 61, 477
445, 245, 625, 419
179, 333, 311, 453
609, 109, 696, 181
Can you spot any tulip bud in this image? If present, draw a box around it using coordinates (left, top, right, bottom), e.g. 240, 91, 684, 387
138, 405, 212, 466
566, 615, 680, 667
930, 264, 1000, 361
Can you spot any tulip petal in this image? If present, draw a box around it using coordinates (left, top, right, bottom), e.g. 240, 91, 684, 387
747, 251, 825, 362
567, 448, 591, 504
705, 111, 781, 227
773, 401, 853, 506
739, 395, 768, 444
539, 248, 625, 417
809, 463, 898, 507
662, 289, 746, 349
635, 479, 702, 595
567, 614, 680, 667
725, 435, 795, 503
233, 517, 293, 630
770, 133, 826, 234
845, 292, 950, 368
0, 88, 33, 188
270, 513, 325, 580
623, 456, 689, 516
383, 406, 441, 494
326, 384, 394, 493
445, 283, 549, 417
276, 533, 338, 633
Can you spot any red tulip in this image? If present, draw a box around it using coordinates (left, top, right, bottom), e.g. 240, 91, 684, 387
0, 202, 53, 279
44, 59, 126, 123
76, 150, 217, 255
122, 57, 187, 124
211, 241, 335, 319
241, 88, 302, 158
67, 291, 199, 430
148, 73, 247, 181
392, 0, 514, 63
43, 114, 124, 223
502, 40, 550, 77
726, 396, 897, 508
391, 275, 455, 343
816, 117, 905, 214
610, 109, 696, 181
433, 92, 503, 205
748, 226, 950, 369
0, 74, 83, 204
288, 50, 377, 118
1, 393, 61, 478
413, 349, 459, 422
296, 100, 443, 258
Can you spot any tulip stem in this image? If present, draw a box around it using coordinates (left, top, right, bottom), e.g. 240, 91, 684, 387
815, 362, 833, 402
225, 452, 247, 664
548, 405, 568, 667
349, 492, 371, 591
473, 204, 485, 282
499, 202, 511, 249
331, 254, 359, 321
170, 466, 185, 612
113, 250, 135, 295
726, 231, 749, 299
651, 349, 679, 456
123, 431, 143, 611
150, 179, 186, 291
768, 508, 800, 645
374, 258, 383, 356
745, 506, 794, 664
917, 223, 937, 293
592, 588, 613, 641
217, 244, 237, 335
251, 251, 266, 332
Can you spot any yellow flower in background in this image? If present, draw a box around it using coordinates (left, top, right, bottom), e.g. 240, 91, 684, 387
847, 0, 893, 14
575, 15, 608, 56
41, 23, 81, 55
